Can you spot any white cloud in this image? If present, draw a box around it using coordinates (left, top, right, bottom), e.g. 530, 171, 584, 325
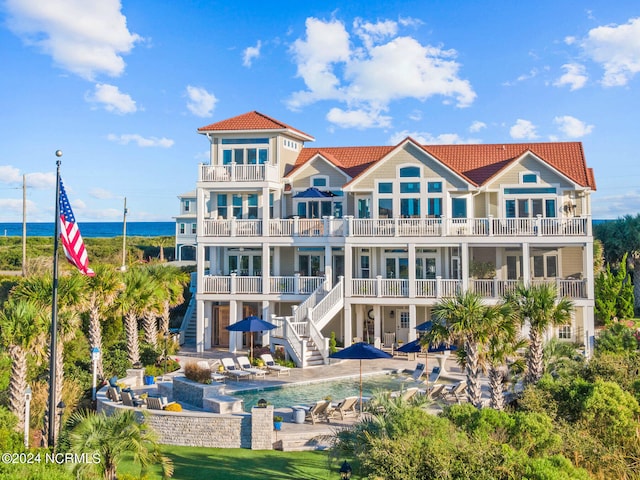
389, 130, 479, 145
564, 36, 577, 45
326, 107, 391, 129
0, 198, 37, 218
553, 115, 594, 138
5, 0, 142, 80
509, 119, 539, 139
185, 85, 217, 118
554, 63, 588, 90
107, 134, 174, 148
0, 166, 55, 188
469, 121, 486, 133
287, 17, 475, 128
242, 40, 262, 67
89, 188, 115, 199
581, 17, 640, 87
86, 83, 137, 114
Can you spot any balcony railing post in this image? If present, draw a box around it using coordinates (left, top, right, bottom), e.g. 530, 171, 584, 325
293, 216, 300, 237
488, 215, 494, 236
442, 217, 449, 236
231, 217, 237, 237
230, 273, 237, 294
376, 275, 382, 298
294, 273, 301, 294
394, 217, 399, 237
230, 162, 236, 182
435, 276, 442, 298
345, 215, 353, 236
536, 214, 542, 236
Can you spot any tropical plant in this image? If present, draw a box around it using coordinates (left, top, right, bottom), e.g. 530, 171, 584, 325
426, 291, 509, 408
83, 264, 124, 378
147, 265, 189, 336
595, 253, 635, 324
65, 409, 173, 479
0, 298, 46, 433
505, 283, 574, 385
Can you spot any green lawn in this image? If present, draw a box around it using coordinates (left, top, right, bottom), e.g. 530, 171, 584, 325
118, 447, 354, 480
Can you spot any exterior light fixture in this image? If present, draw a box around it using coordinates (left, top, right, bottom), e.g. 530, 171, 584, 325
339, 460, 352, 479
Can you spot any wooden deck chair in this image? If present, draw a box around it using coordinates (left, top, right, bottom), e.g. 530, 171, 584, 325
260, 353, 291, 376
146, 397, 164, 410
237, 356, 266, 379
328, 396, 358, 420
107, 386, 121, 403
121, 391, 143, 407
426, 383, 447, 400
410, 362, 426, 381
221, 358, 251, 380
305, 400, 330, 424
444, 381, 468, 403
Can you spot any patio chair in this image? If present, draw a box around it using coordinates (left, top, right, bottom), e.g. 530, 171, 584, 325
304, 400, 330, 424
426, 366, 441, 384
391, 387, 420, 402
146, 397, 164, 410
409, 362, 426, 382
107, 386, 121, 403
197, 360, 226, 383
237, 356, 266, 379
328, 396, 358, 420
121, 390, 144, 408
221, 358, 251, 380
444, 381, 468, 403
425, 383, 446, 400
260, 353, 291, 376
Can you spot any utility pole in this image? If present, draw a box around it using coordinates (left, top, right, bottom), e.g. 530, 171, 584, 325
121, 197, 128, 271
22, 174, 27, 276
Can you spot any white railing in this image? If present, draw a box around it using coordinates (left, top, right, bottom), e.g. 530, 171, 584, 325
271, 316, 305, 365
202, 275, 231, 294
199, 216, 590, 238
309, 279, 343, 330
380, 279, 409, 297
199, 163, 279, 182
293, 280, 327, 324
235, 276, 262, 293
416, 279, 436, 297
440, 280, 461, 297
352, 278, 377, 297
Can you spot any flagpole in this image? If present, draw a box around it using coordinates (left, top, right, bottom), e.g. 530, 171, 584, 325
47, 150, 62, 448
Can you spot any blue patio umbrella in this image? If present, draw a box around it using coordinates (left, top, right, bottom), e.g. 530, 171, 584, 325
226, 316, 277, 360
397, 338, 459, 354
415, 320, 434, 332
292, 187, 333, 198
330, 342, 393, 413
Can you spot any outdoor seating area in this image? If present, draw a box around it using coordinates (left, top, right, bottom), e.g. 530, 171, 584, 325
260, 353, 291, 376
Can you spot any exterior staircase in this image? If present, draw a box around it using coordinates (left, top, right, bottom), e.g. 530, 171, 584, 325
179, 273, 197, 345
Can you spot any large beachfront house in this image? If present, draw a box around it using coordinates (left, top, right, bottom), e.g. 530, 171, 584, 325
174, 191, 197, 261
189, 111, 596, 367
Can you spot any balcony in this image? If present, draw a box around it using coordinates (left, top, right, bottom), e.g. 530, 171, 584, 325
199, 163, 279, 183
201, 274, 324, 295
200, 216, 590, 238
350, 277, 588, 300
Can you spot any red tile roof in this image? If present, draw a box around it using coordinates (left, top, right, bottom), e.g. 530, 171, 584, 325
198, 111, 314, 141
289, 141, 595, 189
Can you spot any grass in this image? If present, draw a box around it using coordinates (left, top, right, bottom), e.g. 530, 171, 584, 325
118, 447, 352, 480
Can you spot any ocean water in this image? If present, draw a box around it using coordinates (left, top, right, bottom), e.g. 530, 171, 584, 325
0, 222, 174, 238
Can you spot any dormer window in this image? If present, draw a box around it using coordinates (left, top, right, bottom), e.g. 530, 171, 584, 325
522, 173, 538, 183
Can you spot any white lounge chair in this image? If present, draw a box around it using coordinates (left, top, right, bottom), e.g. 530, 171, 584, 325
221, 358, 251, 380
304, 400, 330, 424
328, 396, 358, 420
196, 360, 226, 382
444, 381, 468, 403
260, 353, 291, 376
237, 356, 266, 379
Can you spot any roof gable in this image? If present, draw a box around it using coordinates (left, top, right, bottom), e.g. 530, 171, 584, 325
198, 111, 314, 141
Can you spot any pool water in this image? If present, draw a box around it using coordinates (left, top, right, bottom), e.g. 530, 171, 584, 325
231, 374, 420, 410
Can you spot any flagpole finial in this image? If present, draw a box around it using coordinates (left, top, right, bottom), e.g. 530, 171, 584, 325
55, 150, 62, 158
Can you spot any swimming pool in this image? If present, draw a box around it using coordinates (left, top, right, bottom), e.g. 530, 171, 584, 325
229, 374, 421, 410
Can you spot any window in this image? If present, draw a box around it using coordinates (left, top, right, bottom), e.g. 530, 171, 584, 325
532, 254, 558, 278
428, 181, 443, 193
400, 166, 420, 177
401, 198, 420, 217
217, 194, 228, 219
247, 194, 258, 219
452, 198, 467, 218
504, 187, 556, 194
360, 255, 370, 278
179, 223, 185, 234
399, 311, 410, 329
191, 223, 197, 234
522, 173, 537, 183
506, 197, 557, 218
558, 325, 572, 339
400, 182, 420, 193
184, 200, 191, 212
312, 177, 327, 187
232, 194, 243, 218
357, 199, 370, 218
221, 138, 269, 165
378, 199, 393, 218
428, 198, 442, 217
378, 182, 393, 194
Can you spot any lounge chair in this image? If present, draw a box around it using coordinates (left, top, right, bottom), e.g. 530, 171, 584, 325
146, 396, 177, 410
391, 386, 420, 402
197, 360, 226, 383
107, 386, 121, 403
426, 366, 441, 384
237, 356, 266, 379
221, 358, 251, 380
409, 362, 426, 382
121, 390, 144, 407
304, 400, 330, 424
444, 381, 468, 403
425, 383, 446, 400
328, 396, 358, 420
260, 353, 291, 376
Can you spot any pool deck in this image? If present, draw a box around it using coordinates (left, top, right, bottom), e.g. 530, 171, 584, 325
160, 346, 478, 450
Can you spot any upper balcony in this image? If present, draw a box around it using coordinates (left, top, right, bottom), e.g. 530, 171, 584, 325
199, 163, 280, 183
200, 216, 591, 239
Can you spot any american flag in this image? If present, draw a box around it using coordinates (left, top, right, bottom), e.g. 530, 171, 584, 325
59, 179, 95, 277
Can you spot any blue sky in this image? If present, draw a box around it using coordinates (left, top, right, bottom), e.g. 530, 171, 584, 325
1, 0, 639, 222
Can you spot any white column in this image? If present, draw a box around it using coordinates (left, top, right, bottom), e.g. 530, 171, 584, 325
408, 243, 416, 297
229, 300, 239, 353
203, 301, 212, 350
262, 243, 270, 294
374, 305, 381, 346
461, 242, 469, 292
409, 304, 417, 342
344, 244, 352, 297
584, 241, 594, 300
344, 303, 352, 346
324, 244, 333, 289
522, 243, 530, 286
196, 298, 205, 353
355, 304, 364, 341
261, 300, 270, 348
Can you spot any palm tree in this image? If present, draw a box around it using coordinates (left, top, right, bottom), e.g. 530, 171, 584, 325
428, 291, 506, 408
84, 265, 124, 378
141, 274, 163, 348
117, 267, 156, 365
0, 298, 46, 434
147, 265, 190, 336
505, 283, 574, 384
66, 409, 173, 479
12, 273, 86, 444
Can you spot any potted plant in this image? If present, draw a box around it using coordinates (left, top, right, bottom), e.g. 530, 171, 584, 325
273, 415, 283, 431
144, 365, 159, 385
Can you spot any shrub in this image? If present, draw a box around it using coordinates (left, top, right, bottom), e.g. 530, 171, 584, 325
183, 362, 212, 384
144, 365, 163, 377
164, 402, 182, 412
273, 415, 283, 423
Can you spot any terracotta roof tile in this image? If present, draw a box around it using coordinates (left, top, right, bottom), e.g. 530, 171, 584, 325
197, 111, 314, 140
289, 141, 594, 189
